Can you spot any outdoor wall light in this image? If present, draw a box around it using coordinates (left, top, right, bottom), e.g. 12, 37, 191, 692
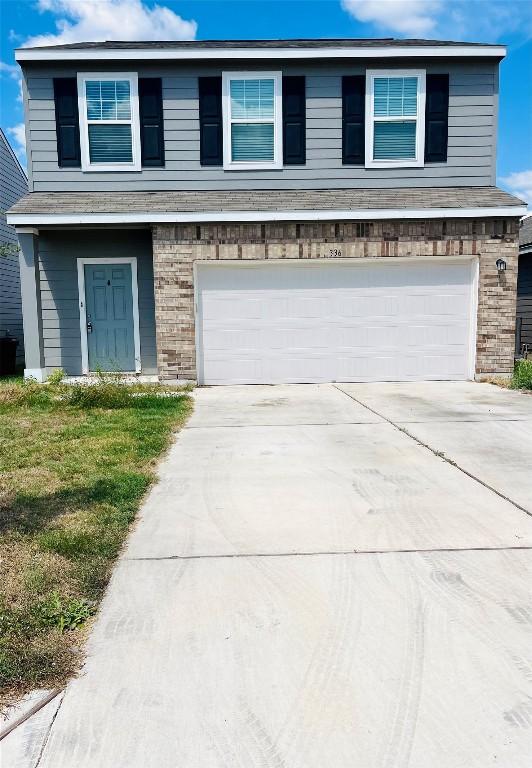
496, 258, 507, 273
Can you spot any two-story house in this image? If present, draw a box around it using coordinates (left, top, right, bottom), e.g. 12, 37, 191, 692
7, 38, 527, 384
0, 128, 27, 368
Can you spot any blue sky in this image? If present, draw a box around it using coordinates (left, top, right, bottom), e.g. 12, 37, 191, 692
1, 0, 531, 202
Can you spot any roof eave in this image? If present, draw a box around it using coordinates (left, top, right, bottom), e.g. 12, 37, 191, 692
15, 44, 507, 63
7, 205, 527, 227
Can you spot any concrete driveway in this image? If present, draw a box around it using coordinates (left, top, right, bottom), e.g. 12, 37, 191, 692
34, 382, 532, 767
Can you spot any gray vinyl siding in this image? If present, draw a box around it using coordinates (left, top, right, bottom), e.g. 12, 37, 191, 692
22, 59, 498, 192
38, 229, 157, 375
517, 253, 532, 351
0, 130, 27, 362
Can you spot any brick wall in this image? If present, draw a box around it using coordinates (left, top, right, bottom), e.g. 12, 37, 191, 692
151, 218, 519, 381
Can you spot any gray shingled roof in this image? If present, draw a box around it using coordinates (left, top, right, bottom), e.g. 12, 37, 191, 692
520, 215, 532, 248
8, 187, 524, 218
20, 37, 499, 52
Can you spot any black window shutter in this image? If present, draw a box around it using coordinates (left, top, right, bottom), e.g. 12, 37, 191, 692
282, 76, 306, 165
199, 77, 223, 166
342, 75, 365, 165
139, 78, 165, 167
53, 78, 81, 168
425, 74, 449, 163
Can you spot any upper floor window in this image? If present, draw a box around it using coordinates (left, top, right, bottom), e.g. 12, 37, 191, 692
365, 69, 426, 168
222, 72, 282, 170
77, 73, 141, 172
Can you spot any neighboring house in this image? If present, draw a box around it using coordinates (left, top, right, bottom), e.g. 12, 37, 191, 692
0, 128, 27, 365
517, 215, 532, 355
6, 38, 528, 384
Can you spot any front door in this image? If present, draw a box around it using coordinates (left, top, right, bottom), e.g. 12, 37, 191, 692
84, 263, 135, 372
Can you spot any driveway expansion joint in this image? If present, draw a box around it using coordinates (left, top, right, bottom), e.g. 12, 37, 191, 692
123, 545, 532, 562
333, 385, 532, 519
185, 420, 384, 429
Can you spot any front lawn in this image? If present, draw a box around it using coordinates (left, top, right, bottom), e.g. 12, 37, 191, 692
0, 377, 192, 711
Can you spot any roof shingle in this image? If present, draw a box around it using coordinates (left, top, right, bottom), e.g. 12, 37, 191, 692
8, 187, 525, 219
20, 37, 499, 52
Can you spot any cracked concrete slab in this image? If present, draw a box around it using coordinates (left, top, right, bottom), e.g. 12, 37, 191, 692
397, 419, 532, 514
335, 381, 532, 422
188, 383, 382, 427
38, 550, 532, 768
124, 416, 532, 559
335, 382, 532, 515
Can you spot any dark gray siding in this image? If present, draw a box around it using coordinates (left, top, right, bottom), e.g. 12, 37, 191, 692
517, 253, 532, 352
0, 129, 27, 362
38, 229, 157, 374
23, 59, 498, 192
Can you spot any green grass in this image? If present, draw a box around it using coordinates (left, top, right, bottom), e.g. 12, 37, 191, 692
0, 377, 192, 710
511, 359, 532, 390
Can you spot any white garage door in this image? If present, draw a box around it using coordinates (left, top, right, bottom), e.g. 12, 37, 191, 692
196, 258, 476, 385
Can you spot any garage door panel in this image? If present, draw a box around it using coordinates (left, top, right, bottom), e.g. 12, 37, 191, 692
197, 260, 475, 385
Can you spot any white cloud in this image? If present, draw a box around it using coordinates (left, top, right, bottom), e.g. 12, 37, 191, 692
501, 170, 532, 209
23, 0, 197, 48
341, 0, 532, 41
1, 60, 23, 103
0, 61, 20, 81
341, 0, 441, 37
7, 123, 27, 169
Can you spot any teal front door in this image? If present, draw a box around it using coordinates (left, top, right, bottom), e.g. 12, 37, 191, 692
84, 263, 136, 372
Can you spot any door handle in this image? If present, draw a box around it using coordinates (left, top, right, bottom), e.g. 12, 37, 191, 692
87, 321, 93, 334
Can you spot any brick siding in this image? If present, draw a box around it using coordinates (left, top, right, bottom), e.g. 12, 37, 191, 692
151, 218, 519, 381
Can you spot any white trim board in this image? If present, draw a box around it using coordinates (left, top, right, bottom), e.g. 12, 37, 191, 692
77, 257, 141, 374
15, 45, 507, 62
9, 205, 528, 227
24, 368, 46, 382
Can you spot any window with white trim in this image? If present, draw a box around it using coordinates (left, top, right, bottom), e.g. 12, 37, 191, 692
222, 71, 282, 170
78, 73, 141, 171
365, 69, 426, 168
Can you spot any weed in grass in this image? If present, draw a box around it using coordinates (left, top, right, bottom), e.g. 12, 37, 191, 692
512, 359, 532, 390
47, 368, 65, 386
36, 592, 95, 633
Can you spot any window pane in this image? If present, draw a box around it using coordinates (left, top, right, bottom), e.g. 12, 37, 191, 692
374, 77, 418, 117
402, 78, 418, 116
85, 80, 131, 121
230, 79, 274, 119
116, 81, 132, 119
231, 123, 274, 162
102, 100, 117, 120
86, 81, 102, 120
88, 124, 133, 163
373, 121, 416, 160
100, 81, 115, 101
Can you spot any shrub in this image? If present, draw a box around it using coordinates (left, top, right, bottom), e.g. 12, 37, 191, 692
512, 359, 532, 390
